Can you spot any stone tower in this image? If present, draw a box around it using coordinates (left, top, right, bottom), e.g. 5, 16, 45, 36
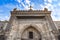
5, 7, 58, 40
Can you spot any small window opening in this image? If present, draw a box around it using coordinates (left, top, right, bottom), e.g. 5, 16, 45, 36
29, 31, 33, 39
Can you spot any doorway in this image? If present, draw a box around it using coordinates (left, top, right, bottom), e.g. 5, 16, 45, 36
21, 26, 42, 40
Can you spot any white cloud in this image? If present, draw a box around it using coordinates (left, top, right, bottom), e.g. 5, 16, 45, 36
51, 8, 60, 21
43, 0, 60, 21
22, 0, 31, 10
16, 0, 22, 3
58, 3, 60, 6
53, 0, 58, 2
21, 2, 29, 10
25, 0, 31, 6
51, 15, 57, 21
0, 15, 10, 21
44, 0, 47, 2
16, 0, 34, 10
40, 5, 45, 10
44, 0, 53, 10
48, 0, 53, 3
44, 0, 52, 3
5, 16, 10, 20
44, 0, 58, 3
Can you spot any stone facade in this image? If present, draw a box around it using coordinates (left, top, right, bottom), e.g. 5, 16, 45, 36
0, 21, 8, 40
5, 8, 59, 40
54, 21, 60, 40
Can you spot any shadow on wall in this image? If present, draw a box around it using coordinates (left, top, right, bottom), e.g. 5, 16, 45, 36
0, 35, 6, 40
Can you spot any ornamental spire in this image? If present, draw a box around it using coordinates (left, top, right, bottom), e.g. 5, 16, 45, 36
29, 5, 33, 10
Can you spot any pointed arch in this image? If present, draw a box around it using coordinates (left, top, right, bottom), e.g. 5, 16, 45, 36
21, 24, 42, 34
20, 24, 42, 40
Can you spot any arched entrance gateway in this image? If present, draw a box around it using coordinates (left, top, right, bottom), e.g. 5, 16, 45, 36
21, 26, 42, 40
6, 7, 59, 40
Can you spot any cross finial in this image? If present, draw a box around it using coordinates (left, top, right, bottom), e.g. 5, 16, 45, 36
29, 5, 32, 10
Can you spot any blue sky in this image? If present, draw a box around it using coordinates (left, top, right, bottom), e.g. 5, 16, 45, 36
0, 0, 60, 21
